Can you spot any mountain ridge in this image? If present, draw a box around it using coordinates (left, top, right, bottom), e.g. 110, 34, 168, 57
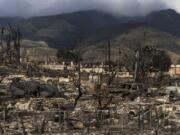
0, 9, 179, 63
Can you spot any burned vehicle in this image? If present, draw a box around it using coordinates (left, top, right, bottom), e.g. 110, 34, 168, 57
10, 78, 60, 98
109, 82, 147, 100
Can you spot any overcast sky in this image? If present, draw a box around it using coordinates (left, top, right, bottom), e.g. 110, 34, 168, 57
0, 0, 179, 17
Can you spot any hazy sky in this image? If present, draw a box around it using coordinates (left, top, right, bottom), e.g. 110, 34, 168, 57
0, 0, 179, 17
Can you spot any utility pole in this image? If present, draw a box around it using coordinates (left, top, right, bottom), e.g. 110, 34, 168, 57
118, 48, 121, 71
6, 28, 12, 62
17, 28, 21, 63
134, 49, 140, 83
108, 40, 111, 63
134, 31, 146, 83
78, 49, 81, 95
108, 40, 111, 73
117, 47, 121, 84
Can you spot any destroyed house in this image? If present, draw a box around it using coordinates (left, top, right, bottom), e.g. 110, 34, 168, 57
169, 65, 180, 76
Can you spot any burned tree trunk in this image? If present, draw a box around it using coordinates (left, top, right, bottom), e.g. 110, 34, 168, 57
13, 27, 21, 63
0, 28, 4, 49
74, 50, 83, 108
0, 25, 22, 64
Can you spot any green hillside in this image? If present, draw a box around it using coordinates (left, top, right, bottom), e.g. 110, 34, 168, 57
20, 10, 123, 48
82, 26, 180, 64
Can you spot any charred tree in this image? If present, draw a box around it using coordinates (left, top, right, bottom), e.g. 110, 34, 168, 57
74, 50, 82, 108
0, 25, 22, 64
10, 26, 21, 63
71, 38, 83, 108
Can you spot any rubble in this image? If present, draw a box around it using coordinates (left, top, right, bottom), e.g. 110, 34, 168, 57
0, 51, 178, 134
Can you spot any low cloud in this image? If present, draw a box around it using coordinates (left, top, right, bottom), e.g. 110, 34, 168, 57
0, 0, 177, 17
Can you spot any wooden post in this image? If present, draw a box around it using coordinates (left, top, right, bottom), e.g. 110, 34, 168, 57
149, 106, 152, 129
98, 110, 102, 131
17, 113, 22, 134
156, 107, 159, 135
59, 110, 64, 130
33, 115, 38, 135
142, 109, 144, 133
121, 114, 124, 133
138, 105, 141, 129
20, 116, 26, 135
87, 112, 91, 133
3, 106, 6, 135
3, 106, 7, 122
63, 111, 67, 131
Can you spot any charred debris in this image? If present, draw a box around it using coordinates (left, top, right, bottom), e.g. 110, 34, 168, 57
0, 26, 179, 135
